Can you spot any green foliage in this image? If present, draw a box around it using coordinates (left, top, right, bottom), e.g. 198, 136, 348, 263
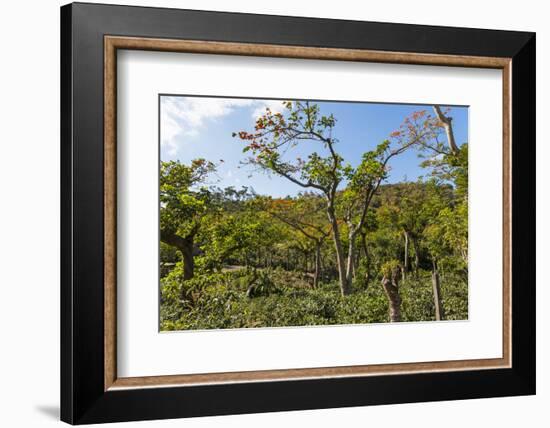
160, 268, 468, 330
381, 259, 401, 277
160, 159, 217, 238
159, 102, 469, 330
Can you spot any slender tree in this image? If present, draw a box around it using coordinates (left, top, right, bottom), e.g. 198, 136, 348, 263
381, 260, 402, 322
235, 101, 429, 295
263, 194, 331, 288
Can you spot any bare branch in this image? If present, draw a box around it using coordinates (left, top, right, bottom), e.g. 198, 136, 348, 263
270, 163, 328, 193
268, 211, 326, 241
433, 105, 459, 155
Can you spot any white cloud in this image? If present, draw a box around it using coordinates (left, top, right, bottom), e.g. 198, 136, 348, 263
160, 96, 255, 155
251, 99, 285, 120
160, 97, 289, 156
160, 101, 185, 156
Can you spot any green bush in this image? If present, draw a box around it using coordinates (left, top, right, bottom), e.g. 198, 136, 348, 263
160, 267, 468, 331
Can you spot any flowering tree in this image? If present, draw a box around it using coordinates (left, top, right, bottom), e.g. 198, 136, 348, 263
390, 105, 467, 320
234, 101, 434, 296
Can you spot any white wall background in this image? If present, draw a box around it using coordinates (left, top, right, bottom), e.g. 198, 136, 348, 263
0, 1, 545, 427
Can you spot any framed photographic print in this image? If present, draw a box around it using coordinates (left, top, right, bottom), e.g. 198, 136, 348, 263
60, 2, 535, 424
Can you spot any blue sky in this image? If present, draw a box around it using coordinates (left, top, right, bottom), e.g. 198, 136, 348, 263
160, 95, 468, 198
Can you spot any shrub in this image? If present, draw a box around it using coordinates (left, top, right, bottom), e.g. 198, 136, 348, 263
160, 267, 468, 330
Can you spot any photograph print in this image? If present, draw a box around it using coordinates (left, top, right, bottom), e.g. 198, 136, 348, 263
159, 96, 469, 331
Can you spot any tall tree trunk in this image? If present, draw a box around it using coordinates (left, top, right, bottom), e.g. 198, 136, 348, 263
411, 235, 420, 273
403, 230, 409, 273
313, 242, 321, 289
360, 231, 370, 286
432, 260, 444, 321
345, 231, 355, 290
181, 236, 194, 281
353, 251, 360, 280
433, 105, 459, 155
327, 207, 350, 296
381, 267, 401, 322
160, 230, 195, 281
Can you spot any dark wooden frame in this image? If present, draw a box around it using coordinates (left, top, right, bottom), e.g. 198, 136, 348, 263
61, 2, 535, 424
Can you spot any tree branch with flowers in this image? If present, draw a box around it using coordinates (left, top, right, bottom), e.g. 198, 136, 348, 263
234, 101, 438, 295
